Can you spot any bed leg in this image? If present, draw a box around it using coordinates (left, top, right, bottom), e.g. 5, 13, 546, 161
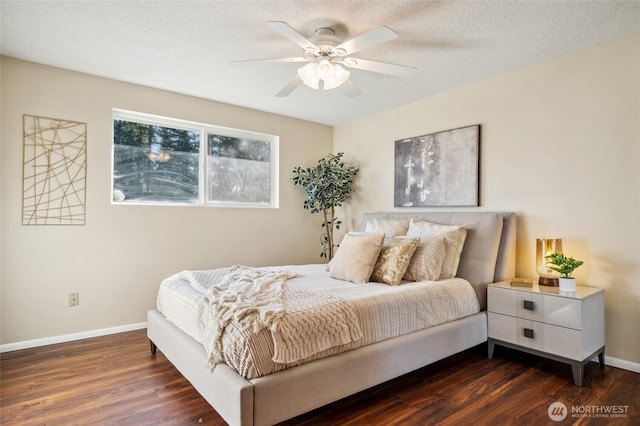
149, 339, 157, 355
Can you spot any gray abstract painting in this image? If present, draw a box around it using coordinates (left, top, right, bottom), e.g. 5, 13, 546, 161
394, 125, 479, 207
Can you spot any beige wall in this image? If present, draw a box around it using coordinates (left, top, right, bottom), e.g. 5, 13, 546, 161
334, 35, 640, 365
0, 57, 332, 344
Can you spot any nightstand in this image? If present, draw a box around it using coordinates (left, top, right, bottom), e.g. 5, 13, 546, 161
487, 281, 605, 386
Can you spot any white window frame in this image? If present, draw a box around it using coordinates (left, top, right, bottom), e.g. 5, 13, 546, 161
112, 109, 279, 208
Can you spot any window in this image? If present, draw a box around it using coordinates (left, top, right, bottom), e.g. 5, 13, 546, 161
112, 110, 278, 207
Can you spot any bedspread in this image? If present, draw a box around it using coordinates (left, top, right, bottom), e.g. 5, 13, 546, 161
185, 266, 363, 368
157, 264, 480, 379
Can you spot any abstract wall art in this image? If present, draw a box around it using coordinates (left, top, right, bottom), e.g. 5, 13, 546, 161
22, 114, 87, 225
394, 125, 479, 207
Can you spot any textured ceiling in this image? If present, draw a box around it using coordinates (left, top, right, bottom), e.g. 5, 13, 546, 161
1, 1, 639, 126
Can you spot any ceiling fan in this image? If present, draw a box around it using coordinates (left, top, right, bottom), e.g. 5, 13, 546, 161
231, 21, 417, 98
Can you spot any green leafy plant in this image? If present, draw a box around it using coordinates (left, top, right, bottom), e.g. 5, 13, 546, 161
291, 152, 359, 260
545, 252, 584, 278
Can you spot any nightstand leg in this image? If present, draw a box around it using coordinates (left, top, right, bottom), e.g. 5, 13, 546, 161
488, 339, 495, 359
571, 364, 584, 387
598, 349, 605, 369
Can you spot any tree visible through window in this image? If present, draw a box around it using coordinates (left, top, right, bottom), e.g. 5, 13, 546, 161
112, 110, 278, 207
113, 119, 200, 203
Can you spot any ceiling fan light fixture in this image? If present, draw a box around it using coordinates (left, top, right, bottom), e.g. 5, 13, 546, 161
316, 59, 335, 79
298, 60, 349, 91
322, 64, 350, 91
297, 62, 320, 89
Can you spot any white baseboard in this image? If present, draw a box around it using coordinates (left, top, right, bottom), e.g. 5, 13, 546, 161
0, 322, 147, 353
604, 355, 640, 373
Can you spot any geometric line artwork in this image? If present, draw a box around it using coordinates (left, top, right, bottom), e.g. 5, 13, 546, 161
22, 114, 87, 225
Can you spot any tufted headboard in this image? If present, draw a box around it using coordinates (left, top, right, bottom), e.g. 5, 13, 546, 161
361, 212, 516, 310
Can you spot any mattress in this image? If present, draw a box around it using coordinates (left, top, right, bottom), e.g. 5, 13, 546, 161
157, 264, 480, 379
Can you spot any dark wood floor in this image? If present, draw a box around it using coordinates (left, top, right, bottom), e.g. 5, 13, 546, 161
1, 330, 638, 425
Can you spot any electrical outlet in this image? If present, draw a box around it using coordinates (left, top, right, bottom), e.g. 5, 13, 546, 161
68, 292, 79, 307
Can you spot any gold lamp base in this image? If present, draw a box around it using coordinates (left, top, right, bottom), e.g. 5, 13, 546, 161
539, 276, 559, 287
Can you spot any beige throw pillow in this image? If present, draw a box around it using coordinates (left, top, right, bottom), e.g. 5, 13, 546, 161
329, 233, 385, 284
405, 219, 468, 279
403, 236, 447, 281
371, 238, 419, 286
364, 218, 410, 237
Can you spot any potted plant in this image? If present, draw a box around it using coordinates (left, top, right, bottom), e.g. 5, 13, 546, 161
545, 252, 584, 292
291, 152, 359, 260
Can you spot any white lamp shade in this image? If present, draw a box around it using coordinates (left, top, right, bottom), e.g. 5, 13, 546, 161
316, 59, 335, 80
298, 60, 350, 90
322, 64, 350, 90
297, 63, 320, 89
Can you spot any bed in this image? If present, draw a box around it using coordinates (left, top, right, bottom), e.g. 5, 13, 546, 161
147, 211, 516, 426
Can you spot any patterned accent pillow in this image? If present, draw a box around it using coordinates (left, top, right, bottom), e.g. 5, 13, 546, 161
364, 218, 410, 237
329, 233, 385, 284
371, 238, 419, 285
405, 219, 468, 279
403, 236, 447, 281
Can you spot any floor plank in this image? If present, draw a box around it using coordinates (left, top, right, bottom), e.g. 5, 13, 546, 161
1, 330, 638, 425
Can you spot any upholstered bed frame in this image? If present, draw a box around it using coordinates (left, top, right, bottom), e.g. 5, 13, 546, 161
147, 211, 516, 426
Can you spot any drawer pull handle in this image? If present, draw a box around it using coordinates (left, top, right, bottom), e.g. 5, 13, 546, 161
523, 300, 535, 311
524, 328, 535, 339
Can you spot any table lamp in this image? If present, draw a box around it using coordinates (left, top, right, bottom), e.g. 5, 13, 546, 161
536, 238, 562, 286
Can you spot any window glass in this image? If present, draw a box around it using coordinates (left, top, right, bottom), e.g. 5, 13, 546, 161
207, 135, 271, 204
112, 110, 278, 208
113, 119, 201, 203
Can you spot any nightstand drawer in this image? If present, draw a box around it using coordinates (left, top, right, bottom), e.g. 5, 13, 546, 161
516, 292, 545, 321
487, 286, 516, 316
544, 296, 581, 330
488, 312, 543, 351
488, 286, 545, 321
488, 286, 582, 329
543, 323, 582, 360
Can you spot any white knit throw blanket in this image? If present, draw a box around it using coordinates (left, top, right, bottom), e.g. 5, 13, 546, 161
274, 288, 362, 364
192, 265, 362, 368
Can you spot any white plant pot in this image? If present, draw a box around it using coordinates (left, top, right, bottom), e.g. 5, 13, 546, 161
559, 277, 576, 292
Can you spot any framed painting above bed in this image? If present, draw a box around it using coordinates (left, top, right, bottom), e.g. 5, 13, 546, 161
394, 124, 480, 207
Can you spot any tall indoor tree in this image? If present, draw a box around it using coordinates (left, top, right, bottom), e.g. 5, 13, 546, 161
292, 152, 359, 260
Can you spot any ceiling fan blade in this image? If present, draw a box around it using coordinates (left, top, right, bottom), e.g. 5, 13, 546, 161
275, 75, 303, 97
341, 58, 417, 79
339, 79, 361, 98
335, 26, 398, 55
266, 21, 316, 50
230, 57, 308, 65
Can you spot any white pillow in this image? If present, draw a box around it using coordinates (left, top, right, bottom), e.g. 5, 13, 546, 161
403, 236, 446, 281
364, 218, 410, 237
405, 219, 467, 279
329, 233, 385, 283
